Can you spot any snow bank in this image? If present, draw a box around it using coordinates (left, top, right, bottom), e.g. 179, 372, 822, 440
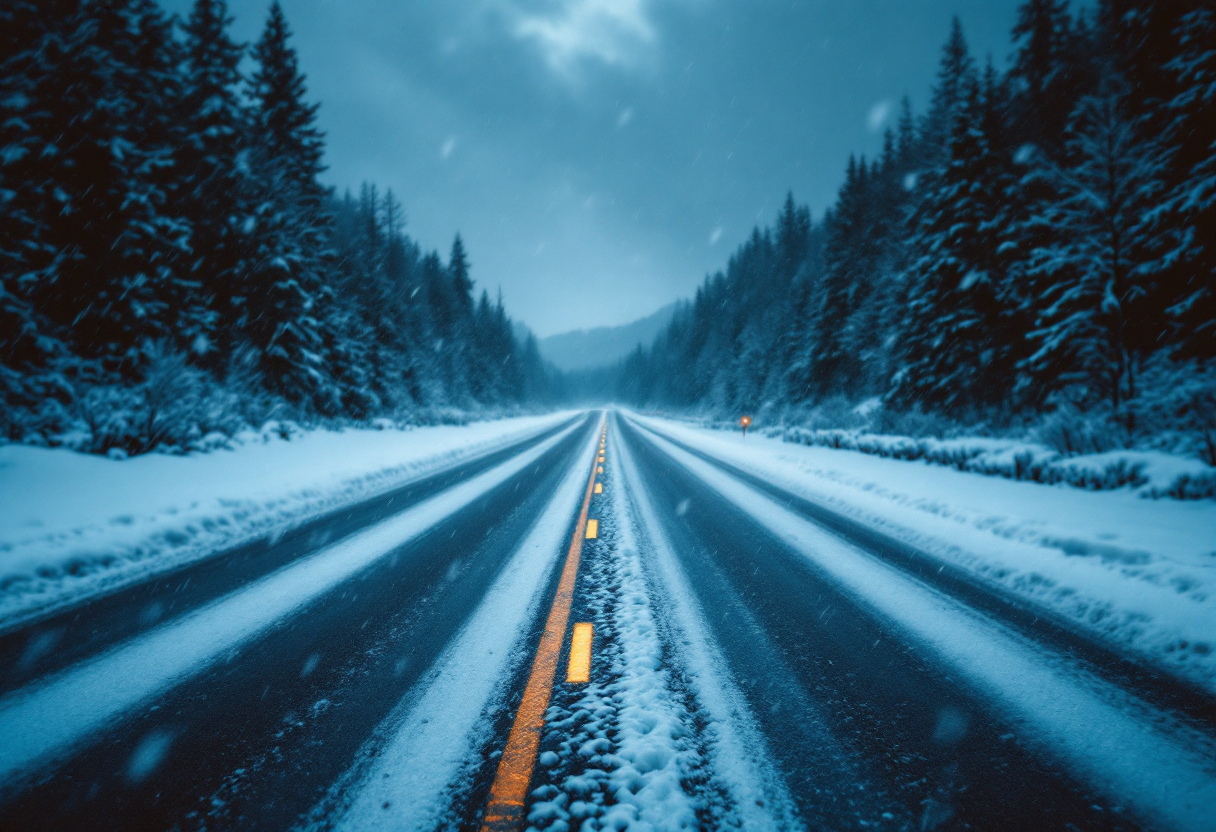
524, 492, 703, 830
0, 412, 577, 628
627, 413, 1216, 692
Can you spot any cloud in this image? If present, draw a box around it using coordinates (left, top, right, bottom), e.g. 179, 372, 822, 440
867, 99, 891, 133
512, 0, 657, 77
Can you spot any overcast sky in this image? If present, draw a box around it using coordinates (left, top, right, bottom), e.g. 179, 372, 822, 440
164, 0, 1022, 337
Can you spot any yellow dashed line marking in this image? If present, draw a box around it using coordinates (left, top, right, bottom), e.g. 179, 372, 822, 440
585, 519, 598, 539
479, 418, 604, 832
566, 623, 593, 683
594, 482, 603, 494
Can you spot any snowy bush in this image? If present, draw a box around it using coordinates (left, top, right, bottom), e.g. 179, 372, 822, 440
1034, 406, 1125, 456
872, 406, 958, 440
773, 425, 1210, 500
62, 343, 247, 456
1129, 358, 1216, 466
802, 396, 867, 431
74, 385, 145, 455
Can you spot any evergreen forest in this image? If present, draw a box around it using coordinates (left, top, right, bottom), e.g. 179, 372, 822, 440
617, 1, 1215, 461
1, 0, 556, 455
2, 0, 1214, 462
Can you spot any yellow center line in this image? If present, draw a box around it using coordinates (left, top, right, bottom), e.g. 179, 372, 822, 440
479, 417, 605, 832
594, 482, 603, 494
585, 519, 598, 539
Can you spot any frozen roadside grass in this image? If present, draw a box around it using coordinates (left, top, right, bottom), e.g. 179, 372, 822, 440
0, 412, 576, 629
523, 433, 797, 831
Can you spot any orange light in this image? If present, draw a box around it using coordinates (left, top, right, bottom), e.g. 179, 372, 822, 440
740, 416, 752, 427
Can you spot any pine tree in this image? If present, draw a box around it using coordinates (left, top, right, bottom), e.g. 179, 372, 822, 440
0, 1, 77, 437
448, 234, 474, 311
1008, 0, 1090, 158
10, 0, 190, 374
244, 1, 336, 411
921, 17, 975, 163
249, 3, 325, 200
896, 62, 1024, 416
774, 192, 812, 281
1024, 72, 1174, 421
614, 5, 1209, 437
178, 0, 248, 362
2, 0, 552, 445
808, 157, 874, 399
766, 193, 812, 402
1154, 7, 1216, 359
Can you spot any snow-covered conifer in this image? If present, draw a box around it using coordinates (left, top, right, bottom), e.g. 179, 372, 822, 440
1025, 73, 1174, 421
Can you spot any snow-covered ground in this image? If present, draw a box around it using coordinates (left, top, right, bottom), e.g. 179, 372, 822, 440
627, 413, 1216, 693
0, 413, 576, 629
0, 424, 583, 786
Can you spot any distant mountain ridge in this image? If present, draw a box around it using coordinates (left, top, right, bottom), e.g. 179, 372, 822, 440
539, 302, 682, 372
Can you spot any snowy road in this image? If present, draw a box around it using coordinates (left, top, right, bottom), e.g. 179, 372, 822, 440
1, 410, 1213, 830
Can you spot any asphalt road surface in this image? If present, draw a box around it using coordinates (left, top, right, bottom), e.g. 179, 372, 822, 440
1, 410, 1212, 831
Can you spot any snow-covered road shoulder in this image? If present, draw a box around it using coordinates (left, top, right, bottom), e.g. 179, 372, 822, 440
0, 413, 577, 628
324, 425, 598, 831
626, 412, 1216, 693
